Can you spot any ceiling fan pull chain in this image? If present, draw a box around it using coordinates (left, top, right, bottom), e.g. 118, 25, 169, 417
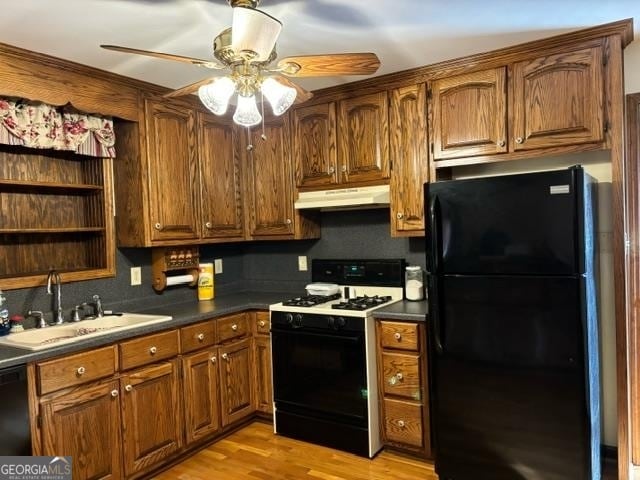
246, 126, 254, 152
260, 93, 267, 141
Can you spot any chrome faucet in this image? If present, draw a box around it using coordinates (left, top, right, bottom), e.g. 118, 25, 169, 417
46, 270, 64, 325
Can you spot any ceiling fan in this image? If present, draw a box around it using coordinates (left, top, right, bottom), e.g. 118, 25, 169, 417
101, 0, 381, 127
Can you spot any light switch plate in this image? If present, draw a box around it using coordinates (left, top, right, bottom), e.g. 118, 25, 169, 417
214, 258, 223, 274
130, 267, 142, 286
298, 256, 308, 271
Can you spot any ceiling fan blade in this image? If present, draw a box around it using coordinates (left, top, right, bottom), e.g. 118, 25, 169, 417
277, 53, 380, 77
101, 45, 225, 69
270, 75, 313, 104
163, 77, 218, 98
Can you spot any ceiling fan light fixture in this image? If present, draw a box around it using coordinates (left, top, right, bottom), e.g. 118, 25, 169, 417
261, 77, 297, 116
231, 6, 282, 62
198, 76, 236, 115
233, 94, 262, 127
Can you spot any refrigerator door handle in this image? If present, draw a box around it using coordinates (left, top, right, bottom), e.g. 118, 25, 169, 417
429, 276, 444, 354
429, 195, 441, 273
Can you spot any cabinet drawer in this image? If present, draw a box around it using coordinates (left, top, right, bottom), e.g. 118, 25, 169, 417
384, 398, 424, 448
382, 352, 421, 400
217, 313, 249, 343
255, 311, 270, 336
119, 330, 179, 370
180, 321, 216, 353
379, 321, 420, 351
37, 346, 117, 395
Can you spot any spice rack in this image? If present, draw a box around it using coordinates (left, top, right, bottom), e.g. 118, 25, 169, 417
151, 246, 200, 292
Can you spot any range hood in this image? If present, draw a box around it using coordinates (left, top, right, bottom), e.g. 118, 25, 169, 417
294, 185, 390, 210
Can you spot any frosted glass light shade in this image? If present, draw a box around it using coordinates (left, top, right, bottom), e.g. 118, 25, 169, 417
198, 77, 235, 115
261, 77, 297, 116
233, 95, 262, 127
231, 7, 282, 61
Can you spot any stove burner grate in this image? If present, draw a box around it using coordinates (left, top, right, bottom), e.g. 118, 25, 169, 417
331, 295, 393, 311
282, 293, 342, 307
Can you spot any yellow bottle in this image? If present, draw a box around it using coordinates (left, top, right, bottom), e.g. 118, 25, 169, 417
198, 263, 214, 301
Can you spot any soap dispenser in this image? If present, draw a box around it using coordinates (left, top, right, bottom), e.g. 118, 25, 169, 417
0, 290, 10, 336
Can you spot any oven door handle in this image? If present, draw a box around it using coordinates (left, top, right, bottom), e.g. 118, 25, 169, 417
271, 329, 362, 343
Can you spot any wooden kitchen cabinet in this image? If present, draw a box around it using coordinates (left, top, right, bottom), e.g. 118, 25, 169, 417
431, 67, 507, 160
253, 311, 273, 415
219, 337, 255, 426
338, 92, 390, 184
292, 102, 339, 189
120, 359, 182, 477
376, 320, 431, 458
389, 84, 430, 237
40, 380, 122, 480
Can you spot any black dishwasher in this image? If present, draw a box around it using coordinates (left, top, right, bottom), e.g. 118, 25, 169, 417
0, 365, 31, 455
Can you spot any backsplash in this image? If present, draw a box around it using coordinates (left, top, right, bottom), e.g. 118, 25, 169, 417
2, 208, 424, 325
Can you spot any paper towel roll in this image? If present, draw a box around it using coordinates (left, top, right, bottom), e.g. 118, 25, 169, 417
165, 274, 195, 287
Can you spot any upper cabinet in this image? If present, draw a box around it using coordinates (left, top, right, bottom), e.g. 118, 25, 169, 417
431, 68, 507, 160
389, 84, 430, 237
338, 92, 390, 184
510, 46, 604, 151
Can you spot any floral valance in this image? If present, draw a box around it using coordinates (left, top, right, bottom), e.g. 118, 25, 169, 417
0, 98, 115, 158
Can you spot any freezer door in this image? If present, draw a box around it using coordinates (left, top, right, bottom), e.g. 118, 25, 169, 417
429, 275, 595, 480
426, 168, 583, 275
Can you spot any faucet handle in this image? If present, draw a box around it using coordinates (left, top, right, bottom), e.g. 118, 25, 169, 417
28, 310, 47, 328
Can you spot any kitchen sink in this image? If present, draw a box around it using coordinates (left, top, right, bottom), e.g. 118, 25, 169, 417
0, 313, 173, 351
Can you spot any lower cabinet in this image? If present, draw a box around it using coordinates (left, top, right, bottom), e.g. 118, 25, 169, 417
182, 348, 221, 444
40, 380, 122, 480
120, 360, 182, 477
253, 335, 273, 414
219, 337, 255, 426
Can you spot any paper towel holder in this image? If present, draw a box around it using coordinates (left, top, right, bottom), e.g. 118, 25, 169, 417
151, 246, 200, 293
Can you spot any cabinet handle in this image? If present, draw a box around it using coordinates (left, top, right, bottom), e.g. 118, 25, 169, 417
397, 420, 406, 428
498, 140, 506, 147
259, 320, 266, 327
389, 376, 397, 386
396, 212, 404, 220
285, 218, 292, 225
125, 384, 133, 392
211, 356, 217, 363
205, 222, 213, 229
328, 165, 335, 174
111, 389, 119, 398
396, 372, 403, 381
515, 137, 524, 144
231, 324, 238, 331
197, 333, 205, 342
341, 165, 347, 173
76, 366, 86, 376
154, 223, 162, 231
149, 346, 157, 355
222, 353, 229, 361
394, 332, 402, 341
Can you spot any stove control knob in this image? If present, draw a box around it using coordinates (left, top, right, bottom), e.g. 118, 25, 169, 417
285, 313, 294, 325
336, 316, 346, 329
328, 316, 346, 330
293, 314, 303, 327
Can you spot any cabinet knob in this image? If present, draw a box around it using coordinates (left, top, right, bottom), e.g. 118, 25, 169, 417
397, 420, 406, 428
396, 212, 404, 220
197, 333, 205, 342
259, 320, 266, 327
515, 137, 524, 144
231, 324, 238, 331
328, 165, 335, 174
394, 332, 402, 341
211, 356, 217, 363
76, 366, 86, 376
154, 223, 162, 231
111, 389, 119, 398
498, 140, 506, 147
396, 372, 403, 381
285, 218, 292, 225
205, 222, 213, 229
149, 346, 157, 355
389, 376, 397, 386
222, 353, 229, 361
125, 384, 133, 392
341, 165, 347, 173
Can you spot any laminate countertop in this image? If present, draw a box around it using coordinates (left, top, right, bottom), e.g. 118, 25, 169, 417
0, 293, 428, 369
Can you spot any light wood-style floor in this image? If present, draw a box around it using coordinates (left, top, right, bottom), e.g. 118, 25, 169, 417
153, 421, 437, 480
154, 421, 616, 480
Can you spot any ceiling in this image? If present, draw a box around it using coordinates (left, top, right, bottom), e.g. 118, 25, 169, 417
1, 0, 639, 93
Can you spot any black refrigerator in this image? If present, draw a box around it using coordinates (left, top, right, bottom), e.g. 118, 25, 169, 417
425, 166, 600, 480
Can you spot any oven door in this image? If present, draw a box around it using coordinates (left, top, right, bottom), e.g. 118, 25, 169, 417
271, 325, 368, 427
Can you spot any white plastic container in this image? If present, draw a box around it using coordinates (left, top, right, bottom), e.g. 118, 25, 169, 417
405, 266, 424, 301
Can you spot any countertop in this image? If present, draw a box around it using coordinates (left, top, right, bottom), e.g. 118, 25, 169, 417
0, 292, 428, 369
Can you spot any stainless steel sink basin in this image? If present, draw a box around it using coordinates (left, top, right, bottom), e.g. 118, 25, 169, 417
0, 313, 173, 351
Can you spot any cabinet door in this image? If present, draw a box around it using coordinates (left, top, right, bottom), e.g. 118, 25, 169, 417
338, 92, 390, 183
121, 360, 182, 477
41, 380, 122, 480
182, 349, 220, 445
431, 67, 507, 159
244, 117, 295, 237
511, 46, 604, 151
219, 337, 255, 425
390, 84, 430, 236
254, 335, 273, 414
197, 112, 245, 240
144, 99, 200, 242
293, 103, 339, 188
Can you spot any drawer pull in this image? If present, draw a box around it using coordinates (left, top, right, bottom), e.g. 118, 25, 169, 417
389, 376, 397, 386
197, 333, 205, 342
76, 366, 86, 376
125, 384, 133, 392
211, 356, 217, 363
394, 332, 402, 341
515, 137, 524, 144
111, 389, 119, 398
222, 353, 229, 362
396, 372, 403, 381
205, 221, 213, 229
154, 222, 162, 231
231, 324, 238, 331
498, 140, 506, 147
149, 346, 158, 355
397, 420, 406, 428
259, 320, 266, 327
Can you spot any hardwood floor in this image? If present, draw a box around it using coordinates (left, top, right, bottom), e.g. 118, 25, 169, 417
154, 421, 616, 480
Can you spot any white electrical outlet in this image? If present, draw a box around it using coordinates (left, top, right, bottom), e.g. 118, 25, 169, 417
298, 256, 308, 271
214, 258, 223, 274
130, 266, 142, 286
